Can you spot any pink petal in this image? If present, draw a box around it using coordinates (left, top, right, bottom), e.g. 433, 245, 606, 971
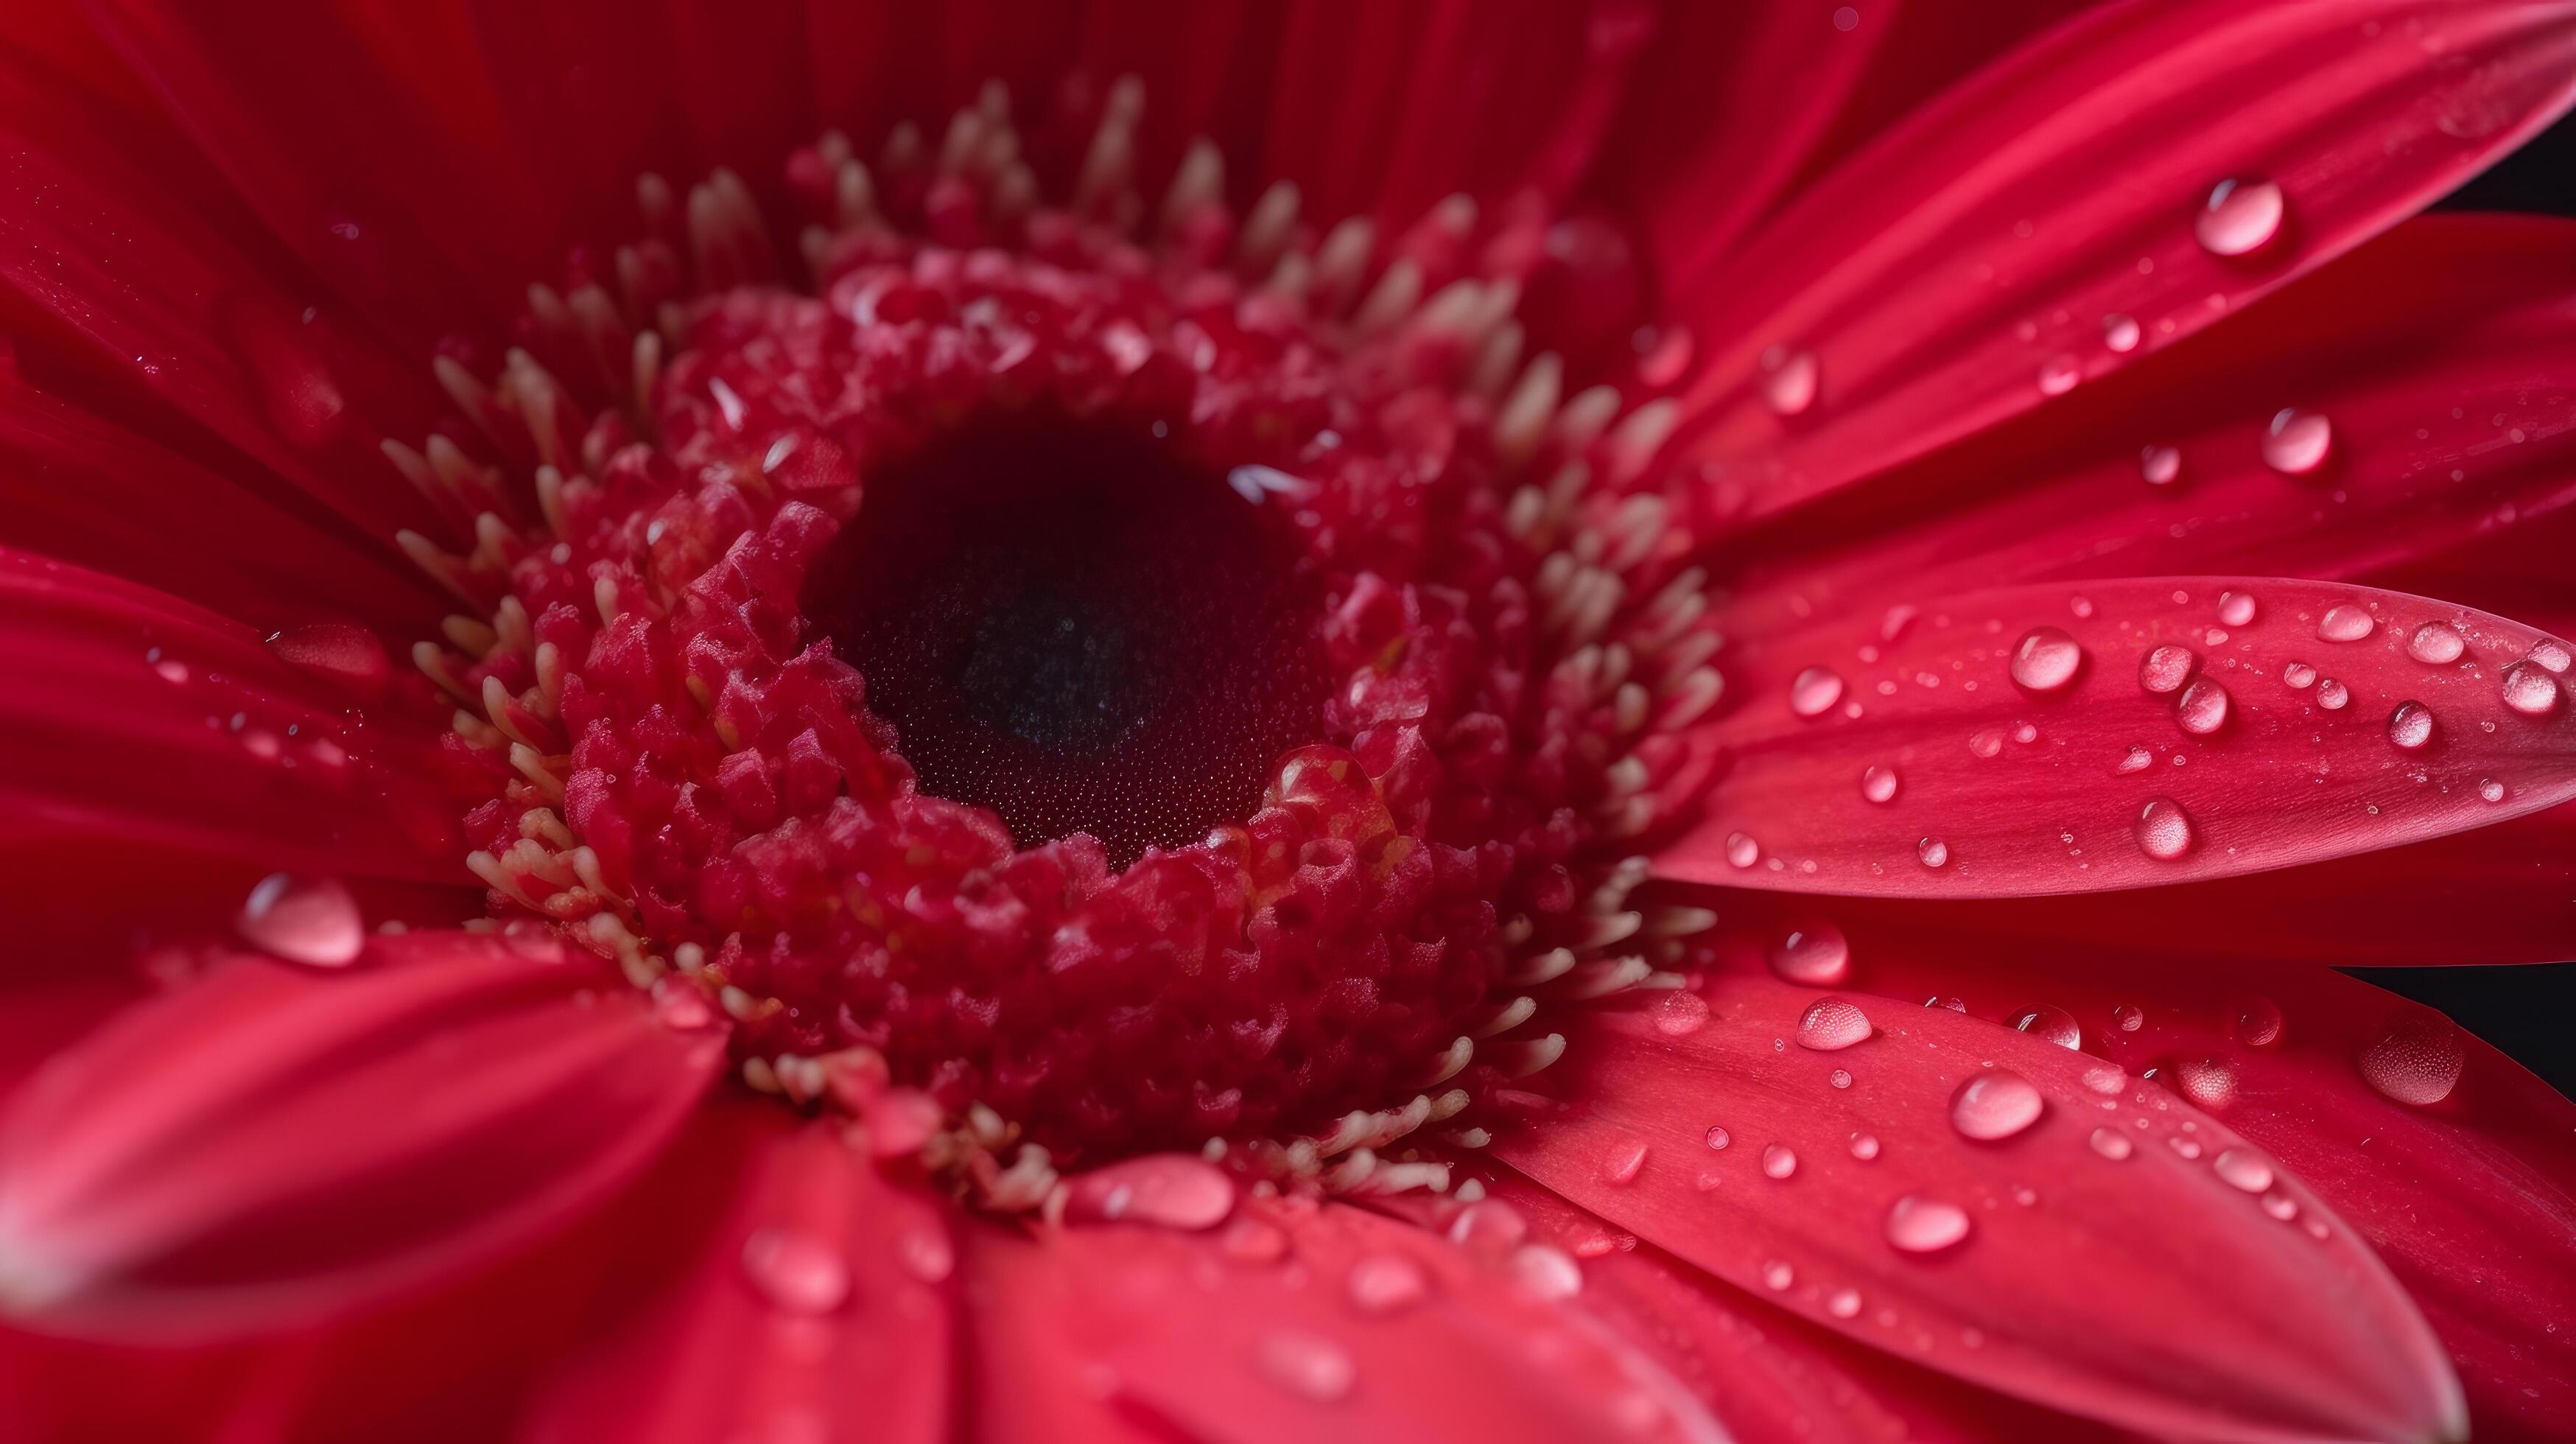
1718, 215, 2576, 648
0, 930, 724, 1336
1741, 911, 2576, 1440
964, 1194, 1722, 1443
1662, 578, 2576, 896
1666, 0, 2576, 519
520, 1106, 953, 1444
1495, 975, 2463, 1441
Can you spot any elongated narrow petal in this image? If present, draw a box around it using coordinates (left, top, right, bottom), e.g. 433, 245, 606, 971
1668, 0, 2576, 518
1496, 976, 2463, 1442
0, 930, 725, 1336
1663, 578, 2576, 895
964, 1195, 1723, 1443
521, 1106, 954, 1444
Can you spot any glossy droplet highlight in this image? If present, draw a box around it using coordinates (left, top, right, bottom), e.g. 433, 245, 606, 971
1828, 1286, 1863, 1318
2195, 178, 2284, 257
2139, 444, 2182, 486
1769, 924, 1851, 986
236, 873, 364, 967
740, 1227, 851, 1314
1951, 1071, 2045, 1141
1346, 1253, 1429, 1314
2212, 1149, 2275, 1194
1703, 1125, 1731, 1151
2112, 1003, 2144, 1033
1828, 1068, 1853, 1090
1796, 996, 1873, 1051
2480, 778, 2507, 803
1601, 1137, 1649, 1184
2358, 1012, 2466, 1107
1916, 837, 1951, 869
2217, 591, 2258, 627
1760, 346, 1819, 416
2317, 678, 2351, 709
1885, 1195, 1972, 1254
1260, 1330, 1357, 1403
2088, 1126, 2134, 1160
2387, 701, 2435, 751
1790, 666, 1845, 718
2037, 354, 2082, 396
2138, 645, 2195, 694
2175, 678, 2231, 735
2282, 662, 2317, 688
2407, 623, 2466, 665
2261, 408, 2332, 475
2010, 1004, 2082, 1050
1861, 765, 1900, 804
2009, 626, 2084, 693
1761, 1259, 1794, 1291
2317, 604, 2375, 642
1848, 1132, 1881, 1160
1761, 1143, 1799, 1180
1654, 989, 1711, 1037
2133, 796, 2194, 861
1727, 831, 1760, 869
2102, 313, 2141, 352
2228, 995, 2285, 1048
2500, 660, 2561, 717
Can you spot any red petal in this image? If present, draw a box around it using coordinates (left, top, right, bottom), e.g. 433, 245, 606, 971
1661, 578, 2576, 896
1730, 910, 2576, 1441
521, 1105, 953, 1444
1719, 215, 2576, 648
1666, 0, 2576, 519
1496, 975, 2463, 1441
0, 930, 724, 1336
964, 1195, 1722, 1443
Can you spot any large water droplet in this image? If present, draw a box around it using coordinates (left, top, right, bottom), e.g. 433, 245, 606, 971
2175, 678, 2231, 735
1761, 1143, 1799, 1180
2317, 604, 2375, 642
2133, 796, 2194, 861
1727, 831, 1761, 869
2387, 701, 2435, 751
2407, 623, 2466, 665
2138, 645, 2196, 694
2217, 591, 2258, 628
1916, 836, 1951, 869
2195, 178, 2284, 257
1950, 1071, 2045, 1140
740, 1226, 852, 1314
1861, 765, 1900, 805
1346, 1252, 1430, 1314
2527, 639, 2572, 673
237, 873, 364, 967
2212, 1149, 2275, 1194
2088, 1126, 2134, 1160
1885, 1195, 1973, 1254
2139, 444, 2182, 486
1760, 346, 1820, 416
1796, 996, 1874, 1051
2010, 626, 2084, 693
2167, 1056, 2239, 1110
2358, 1012, 2465, 1106
1790, 665, 1846, 718
2010, 1004, 2082, 1050
2316, 678, 2351, 710
2261, 408, 2333, 475
2500, 659, 2561, 717
1769, 924, 1852, 986
1259, 1330, 1357, 1403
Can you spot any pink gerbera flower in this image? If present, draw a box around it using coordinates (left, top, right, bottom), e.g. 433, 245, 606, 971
3, 1, 2575, 1439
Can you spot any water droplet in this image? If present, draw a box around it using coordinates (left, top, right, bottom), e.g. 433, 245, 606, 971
2139, 444, 2182, 486
2480, 778, 2507, 803
1790, 665, 1846, 718
2261, 408, 2333, 475
1970, 728, 2005, 759
2262, 1191, 2300, 1222
1769, 924, 1851, 986
2387, 701, 2435, 750
1653, 989, 1712, 1037
1916, 836, 1951, 869
2102, 313, 2141, 352
2112, 1003, 2144, 1033
2500, 659, 2561, 716
2176, 678, 2231, 735
1861, 765, 1900, 804
2283, 662, 2317, 688
1950, 1071, 2045, 1141
1761, 1143, 1799, 1180
1347, 1252, 1430, 1314
2088, 1126, 2134, 1160
2169, 1135, 2205, 1160
1848, 1132, 1881, 1160
1727, 832, 1761, 869
2195, 178, 2284, 257
2138, 645, 2196, 694
2037, 354, 2082, 396
2212, 1149, 2275, 1194
2010, 626, 2085, 692
2117, 745, 2155, 774
1828, 1068, 1853, 1090
896, 1225, 955, 1283
2317, 604, 2375, 642
2407, 623, 2465, 665
2168, 1056, 2238, 1110
1704, 1125, 1732, 1151
1885, 1195, 1973, 1254
2358, 1012, 2465, 1106
1761, 1259, 1794, 1291
2527, 639, 2571, 673
236, 873, 364, 967
740, 1226, 851, 1314
2317, 678, 2351, 709
2133, 796, 2194, 861
1761, 346, 1819, 416
1926, 997, 1966, 1013
1796, 997, 1873, 1051
2217, 591, 2258, 627
2228, 995, 2284, 1048
1828, 1286, 1864, 1318
1512, 1244, 1584, 1301
1259, 1330, 1356, 1403
266, 623, 390, 696
1067, 1157, 1239, 1229
2010, 1004, 2082, 1050
1601, 1137, 1650, 1184
2082, 1063, 2127, 1095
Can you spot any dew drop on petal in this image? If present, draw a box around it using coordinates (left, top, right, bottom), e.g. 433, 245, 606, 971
2037, 354, 2082, 396
2169, 1135, 2205, 1160
1259, 1331, 1357, 1403
1761, 1259, 1794, 1291
1760, 346, 1819, 416
2082, 1063, 2127, 1095
2263, 1191, 2300, 1222
2196, 178, 2284, 257
1796, 996, 1874, 1051
2212, 1149, 2275, 1194
1829, 1068, 1853, 1090
2317, 604, 2375, 642
2088, 1126, 2135, 1160
1950, 1072, 2045, 1141
1726, 831, 1761, 869
2010, 1004, 2082, 1050
1346, 1253, 1430, 1314
2358, 1012, 2466, 1106
2317, 678, 2350, 709
2261, 407, 2332, 474
2139, 444, 2182, 486
1969, 729, 2005, 759
2168, 1056, 2239, 1110
2138, 645, 2195, 694
1789, 665, 1846, 718
2387, 701, 2435, 751
740, 1227, 852, 1315
1861, 765, 1900, 804
237, 873, 364, 967
1848, 1132, 1881, 1160
2407, 623, 2466, 665
2113, 1003, 2144, 1033
1704, 1125, 1732, 1151
1601, 1137, 1650, 1185
1828, 1287, 1864, 1318
1512, 1244, 1584, 1301
2176, 678, 2230, 735
1761, 1143, 1799, 1180
1916, 836, 1951, 869
1885, 1195, 1973, 1254
2133, 796, 2194, 861
2228, 995, 2284, 1048
1769, 924, 1852, 986
2480, 778, 2507, 804
1654, 989, 1712, 1037
2010, 626, 2084, 692
2528, 639, 2572, 673
2500, 659, 2561, 717
2117, 745, 2154, 774
2102, 313, 2141, 352
2217, 590, 2258, 627
2282, 662, 2317, 688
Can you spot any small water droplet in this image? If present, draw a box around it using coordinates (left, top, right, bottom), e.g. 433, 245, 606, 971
2139, 444, 2183, 486
1828, 1286, 1864, 1318
2261, 1191, 2300, 1222
2317, 604, 2374, 642
2112, 1003, 2144, 1033
2138, 645, 2196, 694
1259, 1330, 1357, 1403
1828, 1068, 1853, 1090
1761, 1259, 1794, 1290
1727, 831, 1761, 869
2196, 178, 2284, 257
2010, 626, 2085, 692
2167, 1056, 2239, 1110
1796, 996, 1873, 1051
740, 1227, 852, 1315
266, 623, 390, 695
1885, 1195, 1973, 1254
2010, 1004, 2082, 1050
1769, 924, 1852, 986
1950, 1072, 2045, 1140
2407, 623, 2466, 665
1704, 1125, 1732, 1151
2088, 1126, 2134, 1160
2169, 1135, 2205, 1160
1512, 1244, 1584, 1301
2261, 408, 2333, 474
2176, 678, 2231, 735
2480, 778, 2507, 803
2037, 354, 2082, 396
1601, 1137, 1650, 1184
1970, 729, 2005, 759
2525, 639, 2571, 673
2283, 662, 2317, 688
2102, 313, 2141, 352
2212, 1149, 2275, 1194
1347, 1253, 1430, 1314
2317, 678, 2351, 709
2133, 796, 2194, 861
1916, 836, 1951, 869
2217, 591, 2258, 627
1761, 1143, 1799, 1180
1761, 346, 1819, 416
2358, 1012, 2465, 1106
2228, 995, 2284, 1047
1790, 665, 1846, 718
236, 873, 364, 967
1848, 1132, 1881, 1160
1653, 989, 1712, 1037
2082, 1063, 2127, 1095
2500, 660, 2561, 716
1861, 765, 1900, 804
2387, 701, 2435, 750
